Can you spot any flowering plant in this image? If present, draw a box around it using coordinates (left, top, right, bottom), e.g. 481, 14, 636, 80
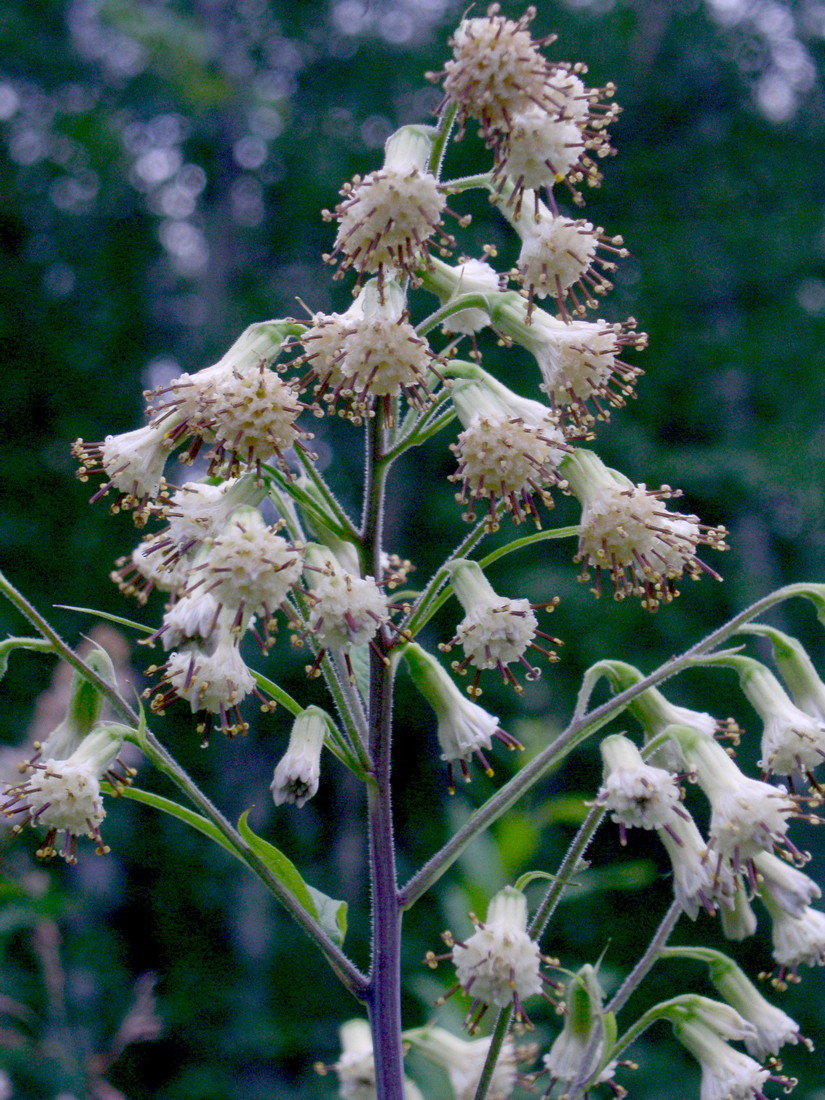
2, 6, 824, 1099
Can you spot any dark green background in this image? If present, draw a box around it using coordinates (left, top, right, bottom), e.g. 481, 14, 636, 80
1, 1, 824, 1096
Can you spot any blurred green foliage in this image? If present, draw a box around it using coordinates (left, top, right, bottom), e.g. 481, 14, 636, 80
1, 0, 825, 1096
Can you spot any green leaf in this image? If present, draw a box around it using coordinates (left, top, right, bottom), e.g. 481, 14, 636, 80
112, 788, 348, 944
0, 637, 54, 680
307, 886, 348, 945
54, 605, 154, 634
238, 812, 348, 946
237, 810, 318, 914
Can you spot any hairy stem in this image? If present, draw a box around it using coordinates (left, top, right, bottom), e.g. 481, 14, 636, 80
361, 409, 406, 1098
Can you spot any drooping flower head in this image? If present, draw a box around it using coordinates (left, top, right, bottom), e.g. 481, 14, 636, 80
301, 281, 444, 425
301, 544, 390, 682
760, 889, 825, 988
597, 733, 683, 840
145, 320, 291, 448
199, 363, 313, 481
707, 953, 807, 1059
672, 726, 801, 877
148, 623, 258, 740
449, 375, 570, 531
440, 558, 559, 696
542, 964, 617, 1092
431, 7, 560, 138
319, 1019, 424, 1100
403, 642, 522, 792
563, 449, 728, 610
673, 1017, 770, 1100
510, 200, 627, 319
3, 725, 127, 864
439, 886, 544, 1031
404, 1025, 531, 1100
270, 706, 328, 808
72, 422, 171, 517
184, 507, 304, 638
725, 654, 825, 780
493, 295, 645, 429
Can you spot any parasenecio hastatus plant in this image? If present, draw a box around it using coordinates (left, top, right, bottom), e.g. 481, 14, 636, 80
2, 6, 825, 1099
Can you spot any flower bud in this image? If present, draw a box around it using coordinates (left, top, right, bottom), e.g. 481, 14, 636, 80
543, 965, 616, 1088
271, 706, 328, 808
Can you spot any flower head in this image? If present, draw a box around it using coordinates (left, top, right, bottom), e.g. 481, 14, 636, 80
3, 726, 126, 864
753, 850, 821, 919
513, 207, 626, 318
762, 894, 825, 985
674, 727, 799, 875
145, 320, 289, 441
669, 1002, 771, 1100
72, 422, 170, 515
323, 127, 449, 286
404, 643, 521, 791
449, 377, 569, 530
185, 508, 303, 635
655, 807, 721, 919
200, 363, 312, 480
432, 7, 560, 141
597, 733, 682, 839
494, 299, 646, 428
404, 1026, 528, 1100
303, 281, 442, 423
450, 887, 543, 1028
709, 954, 806, 1059
543, 965, 616, 1090
563, 449, 728, 610
322, 1019, 424, 1100
149, 625, 257, 739
441, 559, 558, 696
732, 657, 825, 779
271, 707, 327, 808
160, 476, 264, 550
437, 258, 502, 337
302, 545, 390, 679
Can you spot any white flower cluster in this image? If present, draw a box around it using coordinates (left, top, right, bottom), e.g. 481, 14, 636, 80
73, 322, 308, 513
432, 5, 617, 206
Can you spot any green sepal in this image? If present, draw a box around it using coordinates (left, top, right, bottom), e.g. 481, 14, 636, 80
68, 646, 118, 734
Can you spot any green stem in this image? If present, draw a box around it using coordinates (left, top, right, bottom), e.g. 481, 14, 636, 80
528, 801, 606, 942
427, 100, 458, 181
387, 399, 456, 462
605, 900, 681, 1017
398, 514, 495, 642
472, 1006, 513, 1100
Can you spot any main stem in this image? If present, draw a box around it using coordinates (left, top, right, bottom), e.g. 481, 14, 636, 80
363, 411, 405, 1099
